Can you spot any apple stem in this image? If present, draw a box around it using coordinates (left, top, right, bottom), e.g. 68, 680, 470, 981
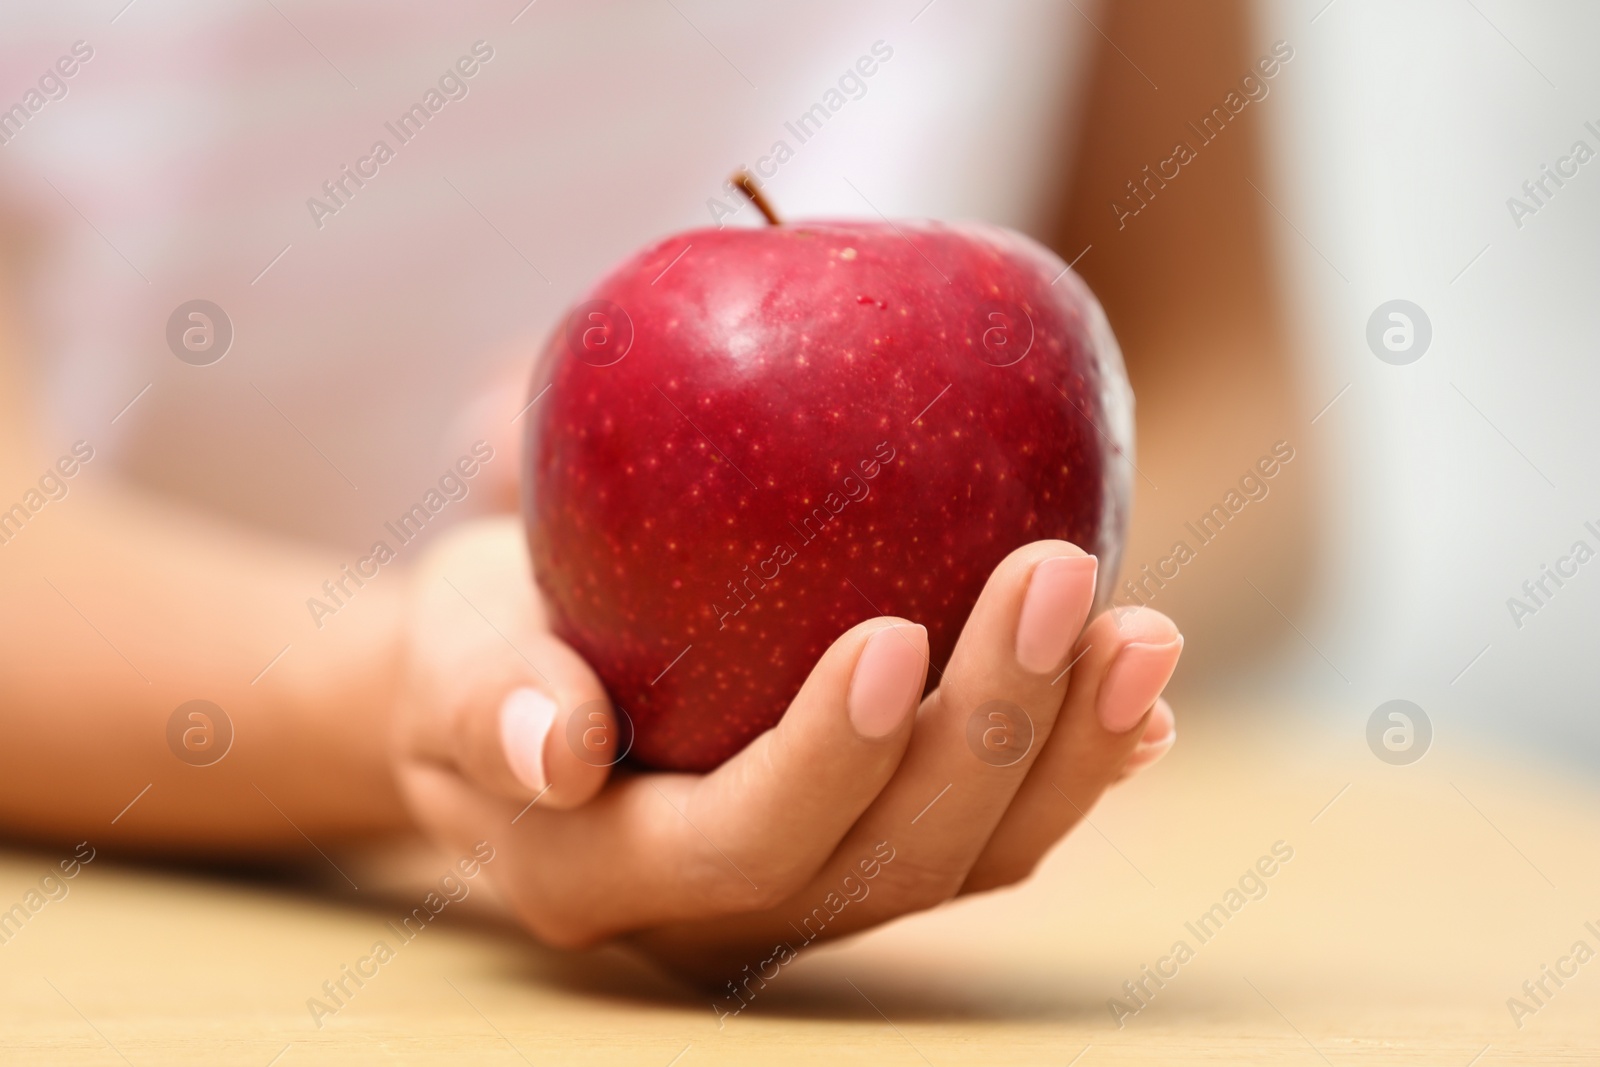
732, 169, 782, 226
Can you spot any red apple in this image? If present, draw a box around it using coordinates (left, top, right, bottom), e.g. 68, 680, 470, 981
524, 214, 1132, 771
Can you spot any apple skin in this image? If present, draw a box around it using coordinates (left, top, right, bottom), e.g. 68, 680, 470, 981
524, 219, 1133, 772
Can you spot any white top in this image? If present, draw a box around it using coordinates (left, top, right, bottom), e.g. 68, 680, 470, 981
0, 0, 1087, 544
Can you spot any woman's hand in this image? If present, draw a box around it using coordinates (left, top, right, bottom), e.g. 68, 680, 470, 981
390, 517, 1181, 981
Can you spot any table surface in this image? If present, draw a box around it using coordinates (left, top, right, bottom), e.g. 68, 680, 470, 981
3, 704, 1598, 1065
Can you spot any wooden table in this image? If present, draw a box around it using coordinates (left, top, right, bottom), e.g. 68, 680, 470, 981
4, 704, 1598, 1064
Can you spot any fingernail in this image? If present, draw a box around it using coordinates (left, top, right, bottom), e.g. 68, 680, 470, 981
1140, 700, 1176, 746
1124, 702, 1177, 773
849, 625, 928, 739
1015, 555, 1098, 674
500, 688, 558, 792
1097, 637, 1183, 733
1124, 732, 1177, 775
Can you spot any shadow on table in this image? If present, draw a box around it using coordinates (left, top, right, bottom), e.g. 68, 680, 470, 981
25, 844, 1119, 1026
498, 939, 1115, 1025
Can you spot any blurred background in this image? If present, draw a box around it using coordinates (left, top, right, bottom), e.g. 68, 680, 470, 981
4, 0, 1595, 768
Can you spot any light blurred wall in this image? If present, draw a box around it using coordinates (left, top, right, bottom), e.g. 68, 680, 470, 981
1258, 0, 1600, 763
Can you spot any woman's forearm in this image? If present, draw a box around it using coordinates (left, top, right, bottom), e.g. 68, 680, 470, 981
0, 476, 414, 853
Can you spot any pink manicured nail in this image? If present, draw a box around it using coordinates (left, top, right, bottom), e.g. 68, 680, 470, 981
500, 688, 558, 792
1097, 637, 1183, 734
848, 625, 928, 739
1139, 700, 1176, 746
1124, 701, 1177, 774
1124, 733, 1177, 775
1015, 555, 1098, 674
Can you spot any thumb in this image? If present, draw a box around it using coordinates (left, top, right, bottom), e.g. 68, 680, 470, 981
396, 520, 618, 811
490, 636, 623, 810
409, 627, 619, 812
